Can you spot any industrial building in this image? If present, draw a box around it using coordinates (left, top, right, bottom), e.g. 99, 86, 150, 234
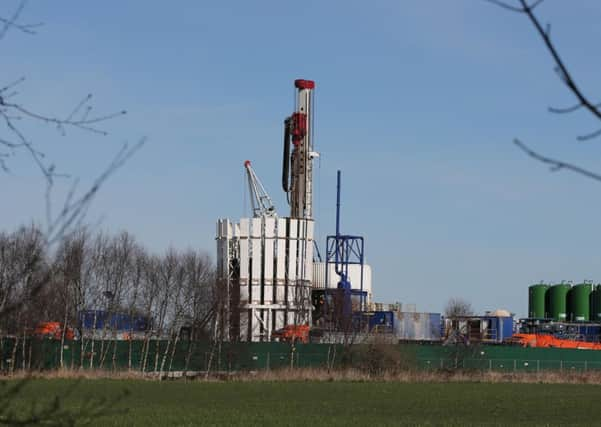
522, 281, 601, 345
214, 78, 512, 344
216, 79, 318, 342
215, 79, 428, 343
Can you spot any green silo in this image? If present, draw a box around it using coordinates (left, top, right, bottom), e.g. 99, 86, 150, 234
528, 283, 549, 318
548, 283, 571, 321
591, 285, 601, 322
568, 283, 593, 322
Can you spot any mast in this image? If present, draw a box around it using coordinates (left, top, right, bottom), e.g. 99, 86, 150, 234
282, 79, 316, 219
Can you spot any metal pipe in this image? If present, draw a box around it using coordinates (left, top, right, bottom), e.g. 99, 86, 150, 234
336, 170, 341, 237
335, 170, 342, 275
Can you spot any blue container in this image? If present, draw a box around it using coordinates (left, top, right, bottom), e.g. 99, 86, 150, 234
575, 324, 601, 342
78, 310, 150, 332
79, 310, 106, 329
368, 311, 394, 333
500, 316, 514, 341
483, 316, 514, 342
430, 313, 442, 339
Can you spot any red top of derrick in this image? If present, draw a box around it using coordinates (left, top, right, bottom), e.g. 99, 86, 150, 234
294, 79, 315, 90
244, 160, 251, 167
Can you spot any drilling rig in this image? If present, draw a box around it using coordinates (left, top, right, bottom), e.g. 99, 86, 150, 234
282, 79, 318, 220
216, 79, 317, 342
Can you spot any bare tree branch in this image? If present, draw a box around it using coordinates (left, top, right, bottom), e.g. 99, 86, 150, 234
508, 0, 601, 123
444, 298, 474, 318
491, 1, 601, 124
547, 102, 601, 115
1, 99, 127, 135
484, 0, 522, 13
0, 0, 43, 41
488, 1, 601, 182
45, 137, 146, 245
513, 139, 601, 182
577, 128, 601, 142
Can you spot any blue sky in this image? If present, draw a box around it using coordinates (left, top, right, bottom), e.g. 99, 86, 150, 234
3, 1, 601, 316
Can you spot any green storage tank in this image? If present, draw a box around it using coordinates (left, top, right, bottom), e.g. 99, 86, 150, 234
568, 283, 593, 322
591, 285, 601, 322
528, 283, 549, 318
548, 283, 571, 321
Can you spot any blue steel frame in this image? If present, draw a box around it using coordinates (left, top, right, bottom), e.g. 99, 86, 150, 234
324, 170, 366, 312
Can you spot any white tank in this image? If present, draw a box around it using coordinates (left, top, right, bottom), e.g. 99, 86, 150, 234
312, 262, 372, 303
490, 309, 511, 317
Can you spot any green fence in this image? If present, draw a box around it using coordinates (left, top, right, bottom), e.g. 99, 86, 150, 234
416, 344, 601, 372
0, 339, 341, 373
4, 338, 601, 374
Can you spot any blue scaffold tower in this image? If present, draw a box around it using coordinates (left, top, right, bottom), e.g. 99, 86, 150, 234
325, 170, 367, 317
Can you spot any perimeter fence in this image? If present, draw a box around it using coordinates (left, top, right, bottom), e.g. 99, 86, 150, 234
3, 338, 601, 374
420, 358, 601, 372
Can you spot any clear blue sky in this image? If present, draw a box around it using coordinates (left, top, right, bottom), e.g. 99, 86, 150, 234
4, 1, 601, 317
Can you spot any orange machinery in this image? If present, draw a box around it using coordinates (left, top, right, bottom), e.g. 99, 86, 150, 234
513, 333, 601, 350
272, 324, 310, 343
34, 322, 75, 340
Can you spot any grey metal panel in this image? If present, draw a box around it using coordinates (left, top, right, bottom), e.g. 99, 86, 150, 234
264, 218, 275, 282
287, 219, 298, 282
275, 218, 287, 285
395, 312, 441, 341
250, 218, 261, 289
239, 218, 249, 286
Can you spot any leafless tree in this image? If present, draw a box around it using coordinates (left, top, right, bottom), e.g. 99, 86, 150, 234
0, 0, 144, 322
180, 250, 215, 374
0, 1, 143, 422
487, 0, 601, 181
0, 226, 48, 334
444, 298, 474, 318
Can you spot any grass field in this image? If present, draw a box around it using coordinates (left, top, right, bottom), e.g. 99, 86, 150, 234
3, 379, 601, 426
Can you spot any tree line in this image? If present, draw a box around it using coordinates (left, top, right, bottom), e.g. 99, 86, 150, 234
0, 225, 216, 342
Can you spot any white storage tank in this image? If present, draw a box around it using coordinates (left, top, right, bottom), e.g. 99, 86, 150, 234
312, 262, 372, 303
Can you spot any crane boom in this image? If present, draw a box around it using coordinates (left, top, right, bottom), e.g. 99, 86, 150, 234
282, 79, 317, 219
244, 160, 277, 218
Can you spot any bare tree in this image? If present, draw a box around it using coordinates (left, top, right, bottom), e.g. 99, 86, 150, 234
0, 226, 48, 334
0, 1, 143, 423
488, 0, 601, 181
444, 298, 474, 318
180, 250, 215, 374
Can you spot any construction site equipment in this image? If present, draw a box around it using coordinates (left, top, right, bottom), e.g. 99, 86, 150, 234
78, 310, 151, 332
271, 324, 310, 343
34, 322, 75, 340
282, 79, 317, 219
325, 171, 366, 316
443, 315, 513, 344
513, 333, 601, 350
244, 160, 277, 218
312, 262, 372, 303
216, 79, 316, 342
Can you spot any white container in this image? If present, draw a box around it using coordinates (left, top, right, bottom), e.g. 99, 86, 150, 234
312, 262, 372, 303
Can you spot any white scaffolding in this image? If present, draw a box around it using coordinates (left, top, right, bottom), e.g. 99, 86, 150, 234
216, 217, 314, 342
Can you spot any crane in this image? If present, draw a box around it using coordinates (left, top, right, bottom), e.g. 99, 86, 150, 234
282, 79, 318, 219
244, 160, 277, 218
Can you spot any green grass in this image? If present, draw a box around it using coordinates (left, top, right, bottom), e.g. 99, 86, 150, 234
2, 379, 601, 426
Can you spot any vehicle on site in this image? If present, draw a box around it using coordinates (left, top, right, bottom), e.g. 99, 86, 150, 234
272, 325, 310, 343
34, 322, 75, 340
